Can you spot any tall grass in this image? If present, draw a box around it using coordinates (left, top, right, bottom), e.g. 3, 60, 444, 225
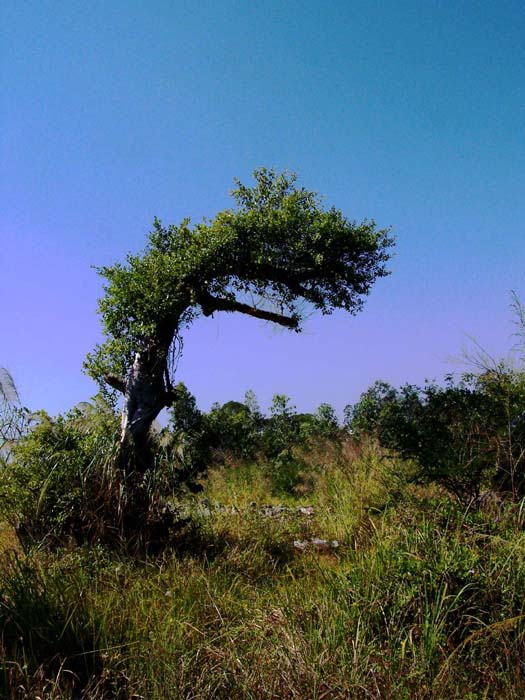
1, 439, 525, 698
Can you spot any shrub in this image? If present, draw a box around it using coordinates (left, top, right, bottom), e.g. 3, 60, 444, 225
206, 397, 263, 460
0, 399, 126, 548
312, 402, 340, 438
347, 368, 525, 501
166, 382, 212, 488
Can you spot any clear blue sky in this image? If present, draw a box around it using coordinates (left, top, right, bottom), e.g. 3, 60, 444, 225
2, 0, 524, 417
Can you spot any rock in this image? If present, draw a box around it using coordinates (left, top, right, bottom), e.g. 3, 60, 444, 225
293, 540, 309, 551
311, 538, 339, 551
293, 538, 339, 552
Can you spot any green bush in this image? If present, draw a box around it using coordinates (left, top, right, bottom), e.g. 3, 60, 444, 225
166, 382, 212, 488
206, 396, 263, 460
0, 399, 121, 547
347, 368, 525, 501
168, 387, 265, 471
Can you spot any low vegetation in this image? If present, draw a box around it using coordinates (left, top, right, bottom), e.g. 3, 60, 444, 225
1, 362, 525, 699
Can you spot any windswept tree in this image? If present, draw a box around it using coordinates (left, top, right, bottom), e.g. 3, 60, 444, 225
85, 168, 393, 471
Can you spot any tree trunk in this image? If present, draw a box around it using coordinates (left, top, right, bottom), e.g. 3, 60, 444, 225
120, 350, 168, 475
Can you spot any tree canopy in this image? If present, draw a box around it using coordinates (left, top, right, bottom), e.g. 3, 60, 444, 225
84, 168, 394, 446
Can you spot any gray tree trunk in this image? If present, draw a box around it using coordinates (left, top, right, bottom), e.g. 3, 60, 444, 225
120, 351, 168, 461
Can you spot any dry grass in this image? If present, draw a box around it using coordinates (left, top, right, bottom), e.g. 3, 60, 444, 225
1, 440, 525, 699
0, 523, 20, 555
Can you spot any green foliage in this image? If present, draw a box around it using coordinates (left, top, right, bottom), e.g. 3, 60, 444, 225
260, 395, 308, 494
312, 402, 340, 437
84, 167, 393, 394
166, 382, 211, 488
348, 368, 525, 500
0, 552, 114, 698
3, 449, 525, 698
206, 398, 263, 460
0, 398, 121, 546
344, 379, 397, 434
166, 387, 343, 497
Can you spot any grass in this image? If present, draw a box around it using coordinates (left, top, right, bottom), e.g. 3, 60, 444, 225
1, 439, 525, 698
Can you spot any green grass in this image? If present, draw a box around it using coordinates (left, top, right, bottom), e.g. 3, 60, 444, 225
1, 440, 525, 698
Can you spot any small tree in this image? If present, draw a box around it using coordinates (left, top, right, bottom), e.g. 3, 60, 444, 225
84, 168, 393, 474
313, 403, 340, 437
206, 399, 261, 460
167, 382, 211, 487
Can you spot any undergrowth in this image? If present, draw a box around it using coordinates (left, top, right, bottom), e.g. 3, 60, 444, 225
1, 440, 525, 698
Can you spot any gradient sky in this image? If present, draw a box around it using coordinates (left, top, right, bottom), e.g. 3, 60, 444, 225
1, 0, 524, 418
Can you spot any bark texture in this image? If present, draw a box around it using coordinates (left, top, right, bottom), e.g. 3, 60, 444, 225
120, 351, 170, 468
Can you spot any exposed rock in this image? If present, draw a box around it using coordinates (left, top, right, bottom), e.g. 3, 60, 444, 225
293, 540, 308, 552
249, 503, 315, 518
294, 538, 339, 552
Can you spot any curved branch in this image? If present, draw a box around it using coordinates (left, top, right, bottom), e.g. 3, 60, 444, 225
103, 373, 126, 394
197, 290, 299, 329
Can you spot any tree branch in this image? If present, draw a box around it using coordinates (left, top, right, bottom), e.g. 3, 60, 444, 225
197, 290, 299, 329
103, 373, 126, 394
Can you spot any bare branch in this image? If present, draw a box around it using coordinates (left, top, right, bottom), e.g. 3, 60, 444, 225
103, 373, 126, 394
197, 290, 299, 329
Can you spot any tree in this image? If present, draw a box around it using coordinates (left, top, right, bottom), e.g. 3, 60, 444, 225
347, 371, 525, 501
84, 168, 393, 472
206, 399, 261, 459
167, 382, 211, 486
313, 402, 340, 437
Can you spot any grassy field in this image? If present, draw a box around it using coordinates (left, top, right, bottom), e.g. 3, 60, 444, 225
1, 440, 525, 699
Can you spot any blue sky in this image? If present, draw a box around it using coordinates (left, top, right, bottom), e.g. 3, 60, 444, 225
1, 0, 524, 417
